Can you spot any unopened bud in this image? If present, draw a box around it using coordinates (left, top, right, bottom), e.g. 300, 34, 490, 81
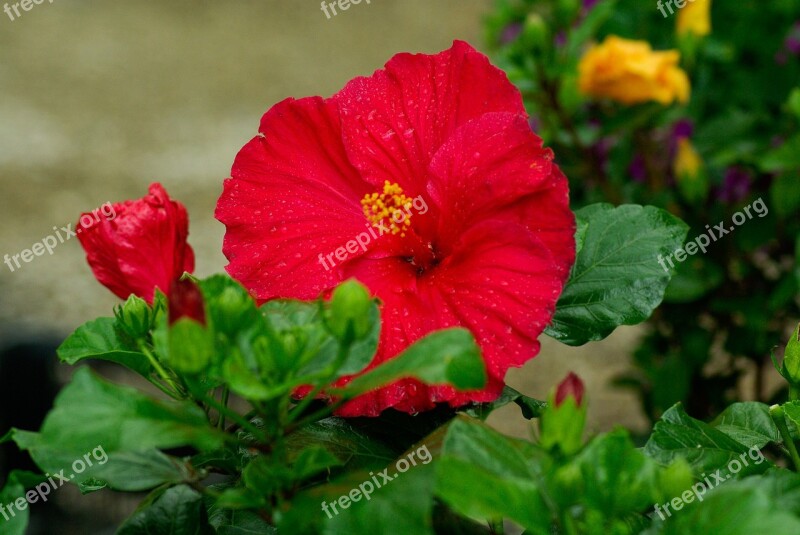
521, 13, 548, 51
114, 295, 152, 340
555, 372, 585, 407
168, 279, 206, 326
326, 280, 373, 342
784, 323, 800, 384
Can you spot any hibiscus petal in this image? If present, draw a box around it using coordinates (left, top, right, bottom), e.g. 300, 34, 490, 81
425, 112, 559, 245
216, 97, 373, 300
334, 41, 526, 193
335, 220, 566, 416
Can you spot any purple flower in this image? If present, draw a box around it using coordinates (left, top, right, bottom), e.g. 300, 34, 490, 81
718, 167, 752, 204
673, 119, 694, 140
499, 22, 522, 45
628, 154, 647, 183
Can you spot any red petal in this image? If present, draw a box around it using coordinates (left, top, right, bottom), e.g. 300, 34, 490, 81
216, 97, 374, 300
334, 220, 566, 416
78, 183, 194, 304
333, 41, 526, 193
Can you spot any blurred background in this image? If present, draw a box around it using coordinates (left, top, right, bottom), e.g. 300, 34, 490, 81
0, 1, 648, 531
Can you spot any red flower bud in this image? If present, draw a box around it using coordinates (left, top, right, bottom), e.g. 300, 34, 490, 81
555, 372, 584, 407
77, 183, 195, 304
168, 279, 206, 326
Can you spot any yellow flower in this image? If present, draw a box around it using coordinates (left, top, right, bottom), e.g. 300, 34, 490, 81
674, 138, 702, 178
578, 36, 690, 105
673, 138, 708, 202
677, 0, 712, 37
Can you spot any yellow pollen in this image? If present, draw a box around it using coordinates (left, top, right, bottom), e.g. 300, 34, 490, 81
360, 181, 414, 237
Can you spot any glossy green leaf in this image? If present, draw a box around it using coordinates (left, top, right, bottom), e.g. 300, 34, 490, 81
336, 328, 485, 397
285, 418, 395, 472
645, 404, 771, 477
711, 402, 782, 449
9, 368, 224, 484
0, 471, 32, 535
57, 317, 150, 376
464, 385, 547, 421
546, 204, 689, 346
91, 449, 193, 492
658, 473, 800, 534
117, 485, 213, 534
435, 416, 552, 533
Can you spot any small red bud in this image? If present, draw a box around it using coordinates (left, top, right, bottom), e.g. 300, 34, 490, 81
168, 279, 206, 326
555, 372, 584, 407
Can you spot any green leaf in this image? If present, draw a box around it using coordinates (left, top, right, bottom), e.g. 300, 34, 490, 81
9, 368, 224, 483
276, 449, 437, 535
325, 463, 436, 535
644, 403, 771, 477
117, 485, 213, 534
91, 449, 193, 491
336, 328, 485, 397
261, 299, 379, 380
57, 317, 150, 376
564, 430, 689, 517
658, 473, 800, 535
210, 510, 276, 534
770, 171, 800, 218
711, 402, 782, 449
435, 416, 552, 533
546, 204, 689, 346
291, 446, 343, 481
781, 401, 800, 433
285, 418, 396, 472
464, 385, 547, 421
760, 134, 800, 172
0, 471, 32, 535
784, 323, 800, 385
165, 318, 214, 374
564, 0, 618, 60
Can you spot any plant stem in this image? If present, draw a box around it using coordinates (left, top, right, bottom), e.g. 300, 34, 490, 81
138, 343, 183, 398
286, 341, 351, 425
201, 391, 267, 443
488, 519, 505, 534
790, 385, 800, 402
771, 404, 800, 471
218, 387, 230, 430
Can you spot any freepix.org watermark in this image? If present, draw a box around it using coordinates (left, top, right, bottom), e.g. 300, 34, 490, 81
321, 444, 432, 519
658, 197, 768, 273
3, 202, 115, 273
320, 0, 370, 20
3, 0, 56, 22
656, 0, 697, 19
0, 445, 108, 522
651, 445, 766, 520
317, 192, 428, 272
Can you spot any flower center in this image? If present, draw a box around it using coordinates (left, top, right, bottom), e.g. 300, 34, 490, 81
360, 181, 414, 237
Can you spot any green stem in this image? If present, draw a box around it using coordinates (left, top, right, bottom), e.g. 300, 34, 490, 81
217, 387, 230, 430
790, 385, 800, 402
771, 404, 800, 471
138, 343, 183, 398
286, 398, 347, 435
286, 341, 352, 425
201, 391, 267, 443
488, 519, 505, 534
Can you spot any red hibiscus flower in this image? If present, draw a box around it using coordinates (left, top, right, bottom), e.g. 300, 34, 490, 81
216, 41, 575, 416
78, 183, 195, 305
